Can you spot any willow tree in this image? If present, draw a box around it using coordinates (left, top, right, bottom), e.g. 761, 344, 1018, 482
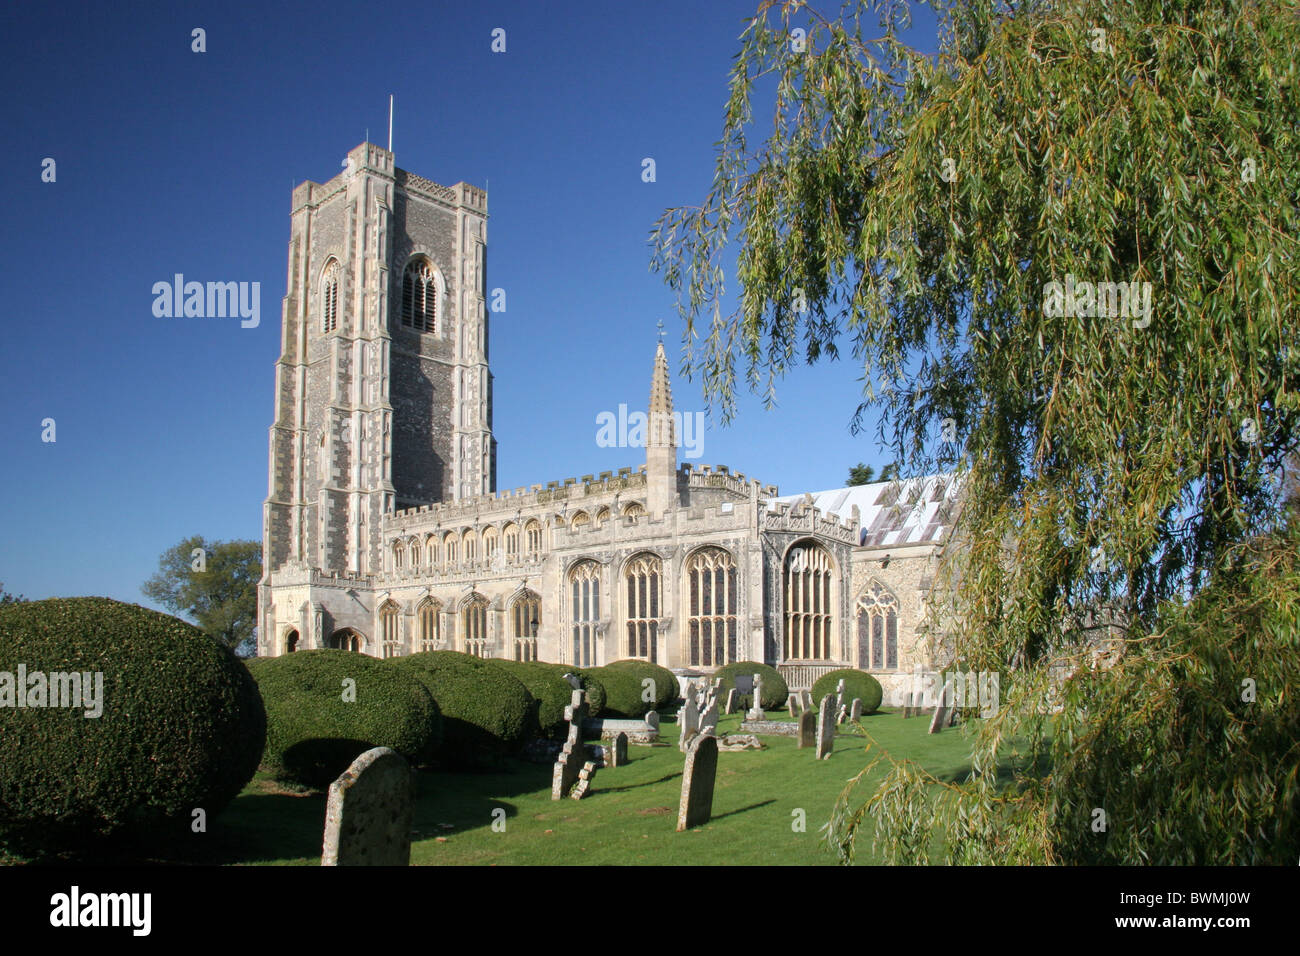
651, 0, 1300, 863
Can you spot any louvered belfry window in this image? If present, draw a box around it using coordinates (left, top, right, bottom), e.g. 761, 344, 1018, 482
401, 259, 436, 332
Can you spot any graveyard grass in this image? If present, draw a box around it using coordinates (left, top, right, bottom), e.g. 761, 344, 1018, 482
0, 709, 1006, 865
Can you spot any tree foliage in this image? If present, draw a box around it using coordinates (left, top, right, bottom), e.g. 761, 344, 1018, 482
141, 536, 261, 652
652, 0, 1300, 863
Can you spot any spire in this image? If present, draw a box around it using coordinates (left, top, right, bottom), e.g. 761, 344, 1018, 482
648, 340, 675, 448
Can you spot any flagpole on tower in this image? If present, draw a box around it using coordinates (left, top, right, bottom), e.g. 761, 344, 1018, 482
388, 95, 394, 153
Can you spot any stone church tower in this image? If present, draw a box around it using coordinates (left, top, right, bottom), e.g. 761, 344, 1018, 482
261, 142, 494, 583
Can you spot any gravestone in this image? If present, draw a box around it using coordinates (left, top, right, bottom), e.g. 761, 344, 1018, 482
835, 678, 847, 700
699, 698, 719, 736
816, 695, 836, 759
787, 695, 798, 717
836, 702, 848, 725
676, 734, 719, 832
746, 673, 765, 720
562, 672, 583, 691
644, 710, 660, 734
850, 698, 863, 722
321, 747, 414, 866
928, 681, 954, 734
800, 690, 813, 713
902, 691, 915, 718
552, 687, 589, 799
609, 731, 629, 768
724, 688, 738, 715
679, 695, 701, 752
797, 710, 816, 748
734, 674, 754, 696
571, 760, 598, 799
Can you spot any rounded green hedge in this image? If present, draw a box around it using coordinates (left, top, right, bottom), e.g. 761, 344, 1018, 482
389, 651, 531, 764
534, 662, 606, 717
0, 598, 266, 853
712, 661, 789, 710
487, 660, 573, 739
811, 668, 883, 715
583, 666, 651, 718
606, 659, 677, 710
248, 649, 440, 788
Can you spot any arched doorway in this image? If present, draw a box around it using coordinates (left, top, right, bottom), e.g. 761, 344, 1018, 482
284, 629, 299, 654
328, 628, 363, 652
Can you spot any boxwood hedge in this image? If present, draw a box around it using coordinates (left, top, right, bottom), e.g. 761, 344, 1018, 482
389, 651, 531, 764
0, 598, 266, 853
712, 661, 789, 710
247, 649, 440, 788
811, 668, 883, 715
487, 659, 573, 739
606, 659, 678, 710
583, 666, 651, 718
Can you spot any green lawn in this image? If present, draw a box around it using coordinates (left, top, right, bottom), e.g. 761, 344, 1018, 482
202, 708, 983, 866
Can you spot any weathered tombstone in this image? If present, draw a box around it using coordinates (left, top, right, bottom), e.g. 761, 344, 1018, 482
734, 674, 754, 696
699, 699, 719, 736
562, 672, 583, 691
571, 760, 598, 799
552, 687, 589, 799
724, 688, 738, 715
678, 696, 701, 752
928, 681, 954, 734
836, 702, 848, 725
609, 731, 629, 768
835, 678, 847, 700
787, 695, 798, 717
321, 747, 414, 866
746, 673, 765, 720
800, 690, 813, 713
676, 734, 719, 832
644, 710, 660, 734
797, 710, 816, 748
850, 697, 863, 722
816, 695, 836, 759
902, 690, 915, 718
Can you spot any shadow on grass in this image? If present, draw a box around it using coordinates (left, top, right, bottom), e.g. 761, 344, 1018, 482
707, 799, 776, 822
596, 771, 683, 794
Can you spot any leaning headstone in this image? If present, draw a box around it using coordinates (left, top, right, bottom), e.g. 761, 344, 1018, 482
800, 690, 813, 713
787, 695, 798, 718
321, 747, 414, 866
850, 698, 863, 722
928, 681, 953, 734
816, 695, 836, 759
609, 731, 629, 768
676, 734, 720, 832
552, 687, 589, 799
797, 710, 816, 748
724, 688, 738, 715
699, 699, 719, 736
571, 760, 598, 800
644, 710, 660, 734
678, 696, 701, 752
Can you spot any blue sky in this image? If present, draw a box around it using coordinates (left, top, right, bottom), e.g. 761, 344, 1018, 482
0, 0, 940, 608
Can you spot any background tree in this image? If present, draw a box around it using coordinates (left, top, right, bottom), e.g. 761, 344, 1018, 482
0, 583, 26, 606
652, 0, 1300, 863
847, 463, 875, 485
142, 537, 261, 654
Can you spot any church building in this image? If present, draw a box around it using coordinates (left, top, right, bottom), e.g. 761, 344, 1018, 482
257, 142, 963, 700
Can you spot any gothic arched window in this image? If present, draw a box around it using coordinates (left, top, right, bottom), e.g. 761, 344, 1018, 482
857, 581, 899, 671
569, 561, 600, 667
401, 258, 437, 332
463, 593, 489, 657
321, 260, 340, 333
503, 523, 520, 560
686, 547, 737, 667
512, 591, 540, 662
419, 598, 441, 652
624, 553, 661, 663
783, 542, 835, 661
393, 541, 405, 572
525, 519, 543, 555
380, 601, 401, 658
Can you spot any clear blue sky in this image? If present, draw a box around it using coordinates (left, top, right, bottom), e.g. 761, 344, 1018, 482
0, 0, 940, 608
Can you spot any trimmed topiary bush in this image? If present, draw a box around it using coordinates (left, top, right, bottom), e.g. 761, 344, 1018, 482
0, 597, 266, 853
488, 659, 573, 739
389, 651, 531, 764
532, 662, 606, 717
248, 649, 440, 788
712, 661, 789, 710
606, 659, 678, 710
811, 668, 883, 715
583, 666, 651, 718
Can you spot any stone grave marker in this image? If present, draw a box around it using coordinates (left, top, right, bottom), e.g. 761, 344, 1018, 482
644, 710, 660, 734
746, 673, 765, 720
676, 734, 719, 832
699, 698, 719, 736
928, 680, 954, 734
724, 687, 738, 715
836, 702, 848, 725
678, 695, 701, 751
571, 760, 598, 799
850, 698, 863, 722
800, 690, 813, 713
552, 686, 589, 799
321, 747, 415, 866
902, 690, 915, 718
609, 731, 629, 768
816, 694, 836, 759
797, 710, 816, 748
787, 695, 798, 717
